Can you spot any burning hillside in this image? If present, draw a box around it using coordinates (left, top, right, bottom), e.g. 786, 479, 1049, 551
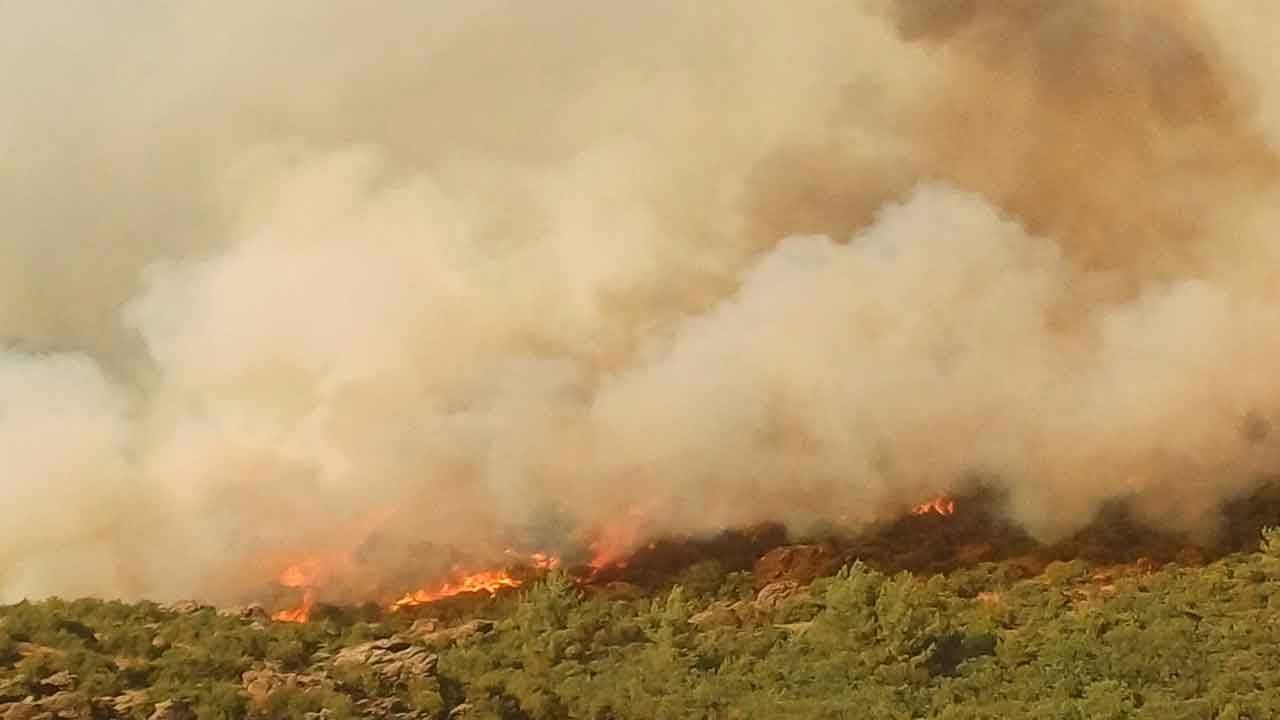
259, 480, 1280, 622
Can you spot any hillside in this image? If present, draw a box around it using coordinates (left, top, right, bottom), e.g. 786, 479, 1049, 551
6, 527, 1280, 720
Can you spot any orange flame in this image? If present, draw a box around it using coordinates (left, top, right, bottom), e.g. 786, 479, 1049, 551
264, 509, 396, 623
390, 551, 561, 611
272, 591, 314, 623
391, 568, 523, 610
272, 562, 319, 622
586, 510, 651, 574
912, 497, 957, 517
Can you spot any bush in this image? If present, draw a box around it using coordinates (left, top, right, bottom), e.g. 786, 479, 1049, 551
9, 544, 1280, 719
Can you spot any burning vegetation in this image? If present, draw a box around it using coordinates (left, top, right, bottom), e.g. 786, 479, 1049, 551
258, 481, 1280, 623
9, 506, 1280, 718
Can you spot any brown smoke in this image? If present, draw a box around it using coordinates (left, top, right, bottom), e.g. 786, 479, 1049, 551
2, 1, 1280, 604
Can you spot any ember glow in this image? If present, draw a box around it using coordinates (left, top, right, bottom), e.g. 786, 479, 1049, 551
912, 497, 957, 517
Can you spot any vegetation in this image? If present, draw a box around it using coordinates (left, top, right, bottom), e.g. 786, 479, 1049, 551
7, 530, 1280, 718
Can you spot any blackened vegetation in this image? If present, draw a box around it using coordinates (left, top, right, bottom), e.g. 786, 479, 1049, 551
571, 481, 1280, 594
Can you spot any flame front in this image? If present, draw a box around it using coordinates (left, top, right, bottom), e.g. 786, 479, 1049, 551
391, 568, 523, 610
912, 497, 957, 517
391, 551, 561, 611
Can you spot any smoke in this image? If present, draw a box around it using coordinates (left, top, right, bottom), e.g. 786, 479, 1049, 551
2, 1, 1280, 603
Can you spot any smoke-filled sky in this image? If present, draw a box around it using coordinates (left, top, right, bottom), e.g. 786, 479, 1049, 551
4, 1, 1280, 604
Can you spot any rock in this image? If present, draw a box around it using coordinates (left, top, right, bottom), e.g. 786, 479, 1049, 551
689, 602, 739, 629
1, 692, 93, 720
150, 636, 169, 652
38, 691, 90, 719
753, 544, 843, 588
755, 580, 806, 611
14, 642, 48, 659
332, 638, 438, 687
112, 656, 148, 674
240, 666, 330, 714
407, 618, 441, 636
163, 601, 208, 616
37, 673, 75, 694
223, 604, 270, 624
106, 691, 148, 717
0, 699, 40, 720
416, 620, 495, 651
584, 581, 644, 601
0, 677, 27, 703
354, 697, 409, 717
148, 700, 195, 720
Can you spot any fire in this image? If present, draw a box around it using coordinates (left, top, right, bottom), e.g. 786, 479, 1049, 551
390, 550, 561, 611
585, 510, 651, 574
912, 497, 957, 517
391, 567, 524, 610
272, 561, 321, 622
265, 509, 396, 623
272, 593, 313, 623
265, 506, 635, 621
268, 545, 564, 620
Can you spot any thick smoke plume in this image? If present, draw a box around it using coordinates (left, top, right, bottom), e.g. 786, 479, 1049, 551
3, 1, 1280, 603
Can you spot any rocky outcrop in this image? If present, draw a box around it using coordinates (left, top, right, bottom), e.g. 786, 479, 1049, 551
349, 697, 439, 720
753, 544, 844, 588
102, 691, 148, 718
332, 637, 438, 687
0, 691, 93, 720
147, 700, 195, 720
755, 580, 808, 611
242, 665, 325, 707
162, 602, 209, 617
36, 673, 74, 695
217, 604, 270, 626
688, 602, 743, 629
409, 619, 495, 651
